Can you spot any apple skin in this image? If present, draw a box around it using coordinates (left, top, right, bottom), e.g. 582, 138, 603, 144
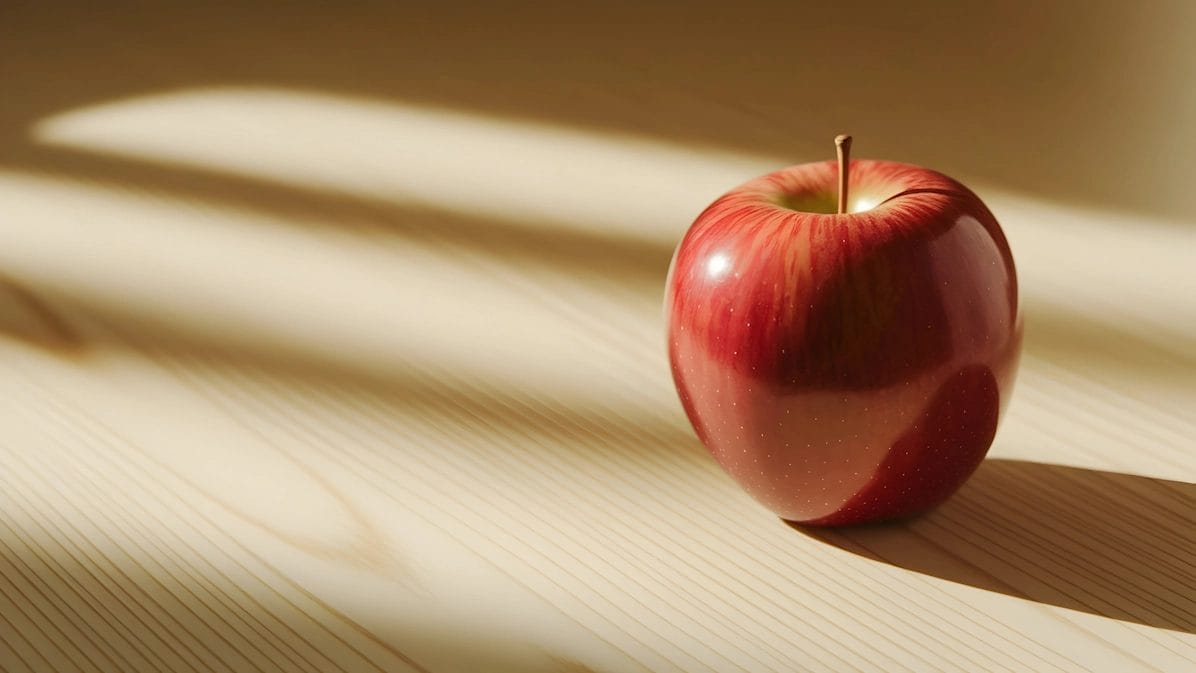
666, 159, 1021, 526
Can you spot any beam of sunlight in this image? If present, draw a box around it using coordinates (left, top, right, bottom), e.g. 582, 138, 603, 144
33, 87, 777, 247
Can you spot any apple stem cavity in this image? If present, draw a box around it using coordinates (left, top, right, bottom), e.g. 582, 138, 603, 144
835, 134, 853, 214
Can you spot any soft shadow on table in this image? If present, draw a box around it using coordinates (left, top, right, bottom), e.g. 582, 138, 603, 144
3, 144, 673, 296
794, 458, 1196, 633
0, 262, 706, 498
0, 276, 86, 354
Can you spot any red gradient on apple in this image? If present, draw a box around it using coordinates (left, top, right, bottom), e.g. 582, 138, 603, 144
666, 159, 1021, 525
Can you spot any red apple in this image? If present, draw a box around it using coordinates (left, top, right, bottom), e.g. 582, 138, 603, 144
665, 138, 1021, 526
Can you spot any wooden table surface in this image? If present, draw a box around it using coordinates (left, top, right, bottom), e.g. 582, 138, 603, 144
2, 4, 1195, 672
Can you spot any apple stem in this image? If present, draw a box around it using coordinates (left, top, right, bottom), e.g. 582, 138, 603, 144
835, 134, 853, 214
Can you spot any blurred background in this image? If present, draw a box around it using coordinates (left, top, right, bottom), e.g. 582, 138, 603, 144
1, 2, 1194, 672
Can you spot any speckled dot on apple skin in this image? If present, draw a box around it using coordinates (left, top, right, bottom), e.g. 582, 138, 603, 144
665, 159, 1021, 525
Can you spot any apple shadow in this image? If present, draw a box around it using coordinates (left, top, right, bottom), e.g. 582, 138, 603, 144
792, 458, 1196, 633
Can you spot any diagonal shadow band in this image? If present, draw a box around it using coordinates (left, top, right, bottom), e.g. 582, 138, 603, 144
0, 276, 701, 464
793, 458, 1196, 633
0, 276, 86, 353
1, 142, 676, 294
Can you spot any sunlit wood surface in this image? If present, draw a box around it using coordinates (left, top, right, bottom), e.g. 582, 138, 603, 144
2, 4, 1195, 672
